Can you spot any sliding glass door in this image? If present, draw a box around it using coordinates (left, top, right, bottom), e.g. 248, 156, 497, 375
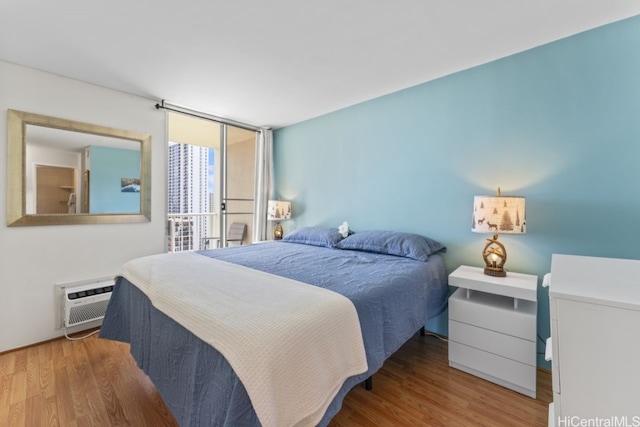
167, 112, 257, 252
218, 124, 257, 247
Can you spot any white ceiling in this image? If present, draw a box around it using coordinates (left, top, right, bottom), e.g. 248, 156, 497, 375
2, 1, 640, 129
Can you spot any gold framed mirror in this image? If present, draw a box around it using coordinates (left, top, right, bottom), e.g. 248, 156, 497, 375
7, 109, 151, 226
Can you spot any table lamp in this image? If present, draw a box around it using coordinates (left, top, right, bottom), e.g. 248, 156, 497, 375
472, 188, 526, 277
267, 200, 291, 240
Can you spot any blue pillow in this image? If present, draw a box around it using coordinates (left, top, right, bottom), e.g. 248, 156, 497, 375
282, 226, 344, 248
335, 230, 446, 261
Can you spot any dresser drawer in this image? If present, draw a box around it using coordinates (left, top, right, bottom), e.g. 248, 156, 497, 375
449, 287, 536, 340
449, 319, 535, 366
449, 341, 536, 397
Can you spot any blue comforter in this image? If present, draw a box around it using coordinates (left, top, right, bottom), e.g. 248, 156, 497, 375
100, 241, 448, 426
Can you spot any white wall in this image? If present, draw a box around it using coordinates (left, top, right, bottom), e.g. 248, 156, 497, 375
0, 61, 167, 352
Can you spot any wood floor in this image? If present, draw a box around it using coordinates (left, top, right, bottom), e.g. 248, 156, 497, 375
0, 332, 551, 426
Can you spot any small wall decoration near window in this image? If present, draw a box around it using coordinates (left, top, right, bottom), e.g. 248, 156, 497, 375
121, 178, 141, 193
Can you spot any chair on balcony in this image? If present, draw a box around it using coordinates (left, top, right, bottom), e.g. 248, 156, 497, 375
202, 222, 247, 249
226, 222, 247, 246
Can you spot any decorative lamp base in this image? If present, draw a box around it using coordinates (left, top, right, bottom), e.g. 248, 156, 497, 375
274, 222, 283, 240
484, 266, 507, 277
482, 234, 507, 277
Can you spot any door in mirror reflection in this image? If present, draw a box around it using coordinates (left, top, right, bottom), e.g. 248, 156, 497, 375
36, 165, 76, 214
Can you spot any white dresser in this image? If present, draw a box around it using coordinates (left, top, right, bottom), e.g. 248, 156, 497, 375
548, 254, 640, 424
448, 265, 538, 398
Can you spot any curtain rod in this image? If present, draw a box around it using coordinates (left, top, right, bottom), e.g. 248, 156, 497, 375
155, 100, 264, 132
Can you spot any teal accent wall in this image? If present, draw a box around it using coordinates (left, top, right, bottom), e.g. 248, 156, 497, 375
90, 145, 141, 213
273, 15, 640, 368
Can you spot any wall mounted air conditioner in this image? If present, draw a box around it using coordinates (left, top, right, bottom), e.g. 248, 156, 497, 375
57, 277, 115, 328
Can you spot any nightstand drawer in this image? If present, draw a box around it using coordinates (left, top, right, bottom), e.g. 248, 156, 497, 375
449, 320, 535, 366
449, 341, 536, 396
449, 287, 536, 340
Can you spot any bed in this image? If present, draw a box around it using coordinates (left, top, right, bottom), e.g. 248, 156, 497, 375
99, 228, 448, 426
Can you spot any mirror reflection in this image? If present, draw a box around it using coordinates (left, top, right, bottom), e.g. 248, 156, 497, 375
26, 126, 142, 215
7, 109, 151, 226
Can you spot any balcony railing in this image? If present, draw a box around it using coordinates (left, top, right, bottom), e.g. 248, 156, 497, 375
167, 212, 220, 253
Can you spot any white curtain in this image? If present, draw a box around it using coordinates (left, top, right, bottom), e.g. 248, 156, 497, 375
252, 129, 274, 242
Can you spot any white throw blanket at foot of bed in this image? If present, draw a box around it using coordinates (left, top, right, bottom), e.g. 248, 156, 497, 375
120, 252, 368, 427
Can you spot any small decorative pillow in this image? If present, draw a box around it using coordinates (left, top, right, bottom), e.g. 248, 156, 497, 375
282, 226, 344, 248
335, 230, 446, 262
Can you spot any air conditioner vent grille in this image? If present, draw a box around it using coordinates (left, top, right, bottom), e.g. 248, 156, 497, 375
69, 299, 111, 326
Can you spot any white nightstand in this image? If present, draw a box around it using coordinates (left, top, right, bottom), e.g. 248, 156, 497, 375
448, 265, 538, 398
